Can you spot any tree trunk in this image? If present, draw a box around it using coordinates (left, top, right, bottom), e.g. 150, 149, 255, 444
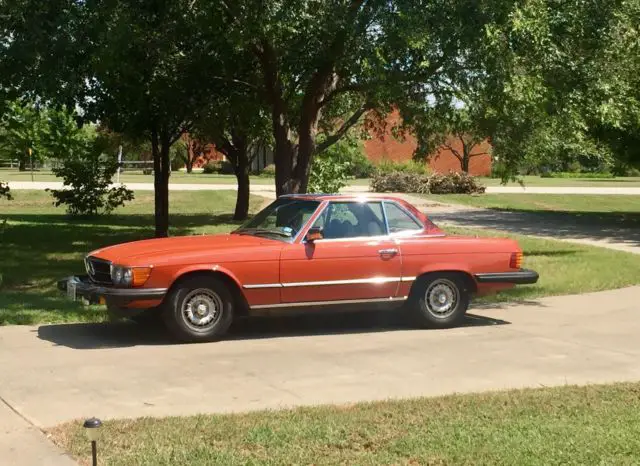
462, 154, 470, 173
186, 154, 193, 174
18, 153, 26, 171
152, 126, 171, 238
234, 157, 250, 221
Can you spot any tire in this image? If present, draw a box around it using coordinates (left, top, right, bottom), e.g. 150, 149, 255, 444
410, 273, 471, 329
162, 276, 234, 343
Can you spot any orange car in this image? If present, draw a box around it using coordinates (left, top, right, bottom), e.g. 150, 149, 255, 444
59, 194, 538, 342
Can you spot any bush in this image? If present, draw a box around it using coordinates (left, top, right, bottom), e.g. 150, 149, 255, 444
202, 160, 235, 175
543, 172, 614, 179
375, 160, 430, 175
259, 164, 276, 177
316, 136, 374, 179
47, 138, 134, 216
370, 171, 485, 194
202, 161, 221, 174
427, 172, 486, 194
0, 181, 12, 200
308, 157, 351, 193
370, 172, 430, 194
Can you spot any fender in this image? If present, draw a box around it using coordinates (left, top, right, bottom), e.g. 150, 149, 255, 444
168, 264, 244, 291
415, 263, 474, 280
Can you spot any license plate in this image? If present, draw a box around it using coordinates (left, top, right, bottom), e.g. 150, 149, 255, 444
66, 279, 77, 300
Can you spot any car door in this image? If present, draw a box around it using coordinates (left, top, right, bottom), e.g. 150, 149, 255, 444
279, 200, 403, 304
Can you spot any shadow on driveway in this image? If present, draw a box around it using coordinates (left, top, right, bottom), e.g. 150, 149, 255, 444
36, 309, 512, 350
429, 209, 640, 250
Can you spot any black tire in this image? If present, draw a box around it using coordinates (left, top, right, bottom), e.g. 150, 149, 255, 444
410, 273, 471, 329
162, 276, 234, 343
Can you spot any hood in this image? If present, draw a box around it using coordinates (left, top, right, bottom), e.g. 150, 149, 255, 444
88, 233, 284, 266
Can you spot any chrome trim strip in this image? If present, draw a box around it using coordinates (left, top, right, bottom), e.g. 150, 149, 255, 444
251, 296, 408, 309
381, 201, 391, 235
244, 276, 414, 289
282, 277, 402, 287
243, 283, 283, 289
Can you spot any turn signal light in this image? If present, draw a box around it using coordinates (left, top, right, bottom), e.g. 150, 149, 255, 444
510, 252, 523, 269
132, 267, 152, 287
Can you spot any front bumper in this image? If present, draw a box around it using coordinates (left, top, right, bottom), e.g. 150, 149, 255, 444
57, 275, 167, 306
474, 268, 539, 285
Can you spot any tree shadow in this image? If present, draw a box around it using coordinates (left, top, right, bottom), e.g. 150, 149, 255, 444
430, 209, 640, 249
36, 310, 512, 350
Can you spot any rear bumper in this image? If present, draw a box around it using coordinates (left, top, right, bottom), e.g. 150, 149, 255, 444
57, 275, 167, 306
474, 269, 539, 285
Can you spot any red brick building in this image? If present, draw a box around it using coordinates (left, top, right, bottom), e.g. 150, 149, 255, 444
362, 110, 492, 176
187, 110, 493, 176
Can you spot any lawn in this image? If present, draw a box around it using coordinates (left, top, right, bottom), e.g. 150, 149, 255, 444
0, 168, 371, 186
479, 175, 640, 187
428, 193, 640, 229
50, 382, 640, 465
2, 190, 640, 325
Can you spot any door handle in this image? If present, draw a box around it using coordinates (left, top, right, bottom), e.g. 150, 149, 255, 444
378, 248, 398, 257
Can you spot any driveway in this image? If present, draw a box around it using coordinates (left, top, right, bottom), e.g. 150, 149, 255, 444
1, 286, 639, 432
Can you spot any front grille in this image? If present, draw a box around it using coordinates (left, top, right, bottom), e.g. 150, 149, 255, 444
85, 256, 112, 285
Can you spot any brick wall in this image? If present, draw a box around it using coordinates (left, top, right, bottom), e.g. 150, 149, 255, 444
362, 110, 492, 176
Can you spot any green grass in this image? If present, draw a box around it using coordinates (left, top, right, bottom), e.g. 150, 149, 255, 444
479, 175, 640, 187
0, 168, 372, 186
446, 226, 640, 301
0, 190, 264, 325
50, 382, 640, 465
2, 191, 640, 325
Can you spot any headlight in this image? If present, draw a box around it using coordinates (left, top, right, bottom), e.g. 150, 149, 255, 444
110, 264, 151, 287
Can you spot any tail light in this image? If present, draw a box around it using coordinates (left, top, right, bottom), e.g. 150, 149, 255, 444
510, 252, 523, 269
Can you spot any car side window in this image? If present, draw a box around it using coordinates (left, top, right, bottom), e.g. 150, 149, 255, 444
313, 201, 386, 239
384, 202, 423, 234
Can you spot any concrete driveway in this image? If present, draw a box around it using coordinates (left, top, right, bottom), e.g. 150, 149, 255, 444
1, 286, 639, 431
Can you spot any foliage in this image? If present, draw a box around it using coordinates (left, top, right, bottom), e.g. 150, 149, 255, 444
370, 172, 430, 194
370, 171, 485, 194
259, 164, 276, 177
317, 136, 373, 179
0, 181, 12, 200
46, 122, 134, 216
0, 100, 47, 170
540, 172, 615, 179
375, 160, 430, 176
308, 156, 351, 194
202, 161, 234, 175
427, 172, 486, 194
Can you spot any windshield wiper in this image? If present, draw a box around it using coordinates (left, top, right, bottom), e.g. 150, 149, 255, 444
234, 228, 292, 238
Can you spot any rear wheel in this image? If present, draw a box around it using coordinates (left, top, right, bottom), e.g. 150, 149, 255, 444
163, 276, 234, 343
410, 273, 470, 329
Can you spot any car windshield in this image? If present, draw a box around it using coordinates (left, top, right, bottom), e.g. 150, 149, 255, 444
232, 198, 321, 241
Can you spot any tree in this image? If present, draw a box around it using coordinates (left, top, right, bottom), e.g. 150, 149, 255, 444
1, 0, 227, 236
215, 0, 500, 195
0, 100, 46, 171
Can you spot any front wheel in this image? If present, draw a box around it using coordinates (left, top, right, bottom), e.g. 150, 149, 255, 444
410, 273, 470, 329
163, 276, 234, 343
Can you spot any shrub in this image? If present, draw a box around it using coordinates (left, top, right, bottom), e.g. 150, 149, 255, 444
375, 160, 430, 175
544, 172, 614, 179
370, 172, 430, 194
0, 181, 12, 200
47, 138, 134, 216
308, 157, 351, 193
427, 172, 486, 194
202, 161, 221, 174
218, 160, 235, 175
260, 164, 276, 177
370, 171, 485, 194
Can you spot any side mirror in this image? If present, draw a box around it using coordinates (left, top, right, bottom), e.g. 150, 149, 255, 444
305, 226, 323, 242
